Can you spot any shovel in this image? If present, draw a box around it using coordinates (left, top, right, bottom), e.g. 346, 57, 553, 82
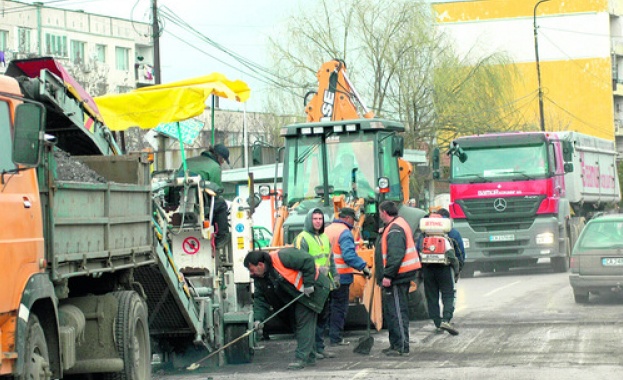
187, 292, 305, 371
353, 279, 375, 355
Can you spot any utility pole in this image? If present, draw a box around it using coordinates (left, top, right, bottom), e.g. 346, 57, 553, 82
152, 0, 161, 85
152, 0, 166, 170
533, 0, 550, 132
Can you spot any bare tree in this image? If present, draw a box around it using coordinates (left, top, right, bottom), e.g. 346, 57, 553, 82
266, 0, 522, 200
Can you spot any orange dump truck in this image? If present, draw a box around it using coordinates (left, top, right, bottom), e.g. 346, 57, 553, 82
0, 58, 254, 379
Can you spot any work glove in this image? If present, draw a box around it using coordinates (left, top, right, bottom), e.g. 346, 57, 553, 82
362, 267, 371, 279
318, 266, 329, 276
253, 321, 264, 336
333, 275, 341, 290
303, 286, 315, 297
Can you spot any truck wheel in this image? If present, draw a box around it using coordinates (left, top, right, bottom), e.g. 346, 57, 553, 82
551, 237, 570, 273
460, 264, 475, 279
224, 323, 252, 364
21, 314, 52, 380
104, 291, 151, 380
573, 290, 589, 304
407, 281, 429, 321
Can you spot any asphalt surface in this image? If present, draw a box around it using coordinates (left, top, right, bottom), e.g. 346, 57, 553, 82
153, 262, 623, 379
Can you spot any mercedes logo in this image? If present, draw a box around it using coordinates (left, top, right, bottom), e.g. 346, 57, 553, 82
493, 198, 507, 212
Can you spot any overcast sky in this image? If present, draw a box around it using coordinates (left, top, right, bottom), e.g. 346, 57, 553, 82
20, 0, 309, 111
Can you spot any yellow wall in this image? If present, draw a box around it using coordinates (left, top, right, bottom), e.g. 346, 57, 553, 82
510, 57, 614, 139
433, 0, 608, 22
433, 0, 615, 140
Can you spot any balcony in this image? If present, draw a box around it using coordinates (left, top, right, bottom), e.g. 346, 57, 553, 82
135, 62, 155, 86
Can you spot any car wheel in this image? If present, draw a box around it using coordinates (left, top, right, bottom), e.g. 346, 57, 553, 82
573, 290, 589, 304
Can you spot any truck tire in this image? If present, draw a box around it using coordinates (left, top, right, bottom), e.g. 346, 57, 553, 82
224, 323, 252, 364
407, 281, 429, 321
551, 237, 570, 273
20, 314, 51, 380
460, 264, 475, 279
573, 290, 589, 304
103, 291, 151, 380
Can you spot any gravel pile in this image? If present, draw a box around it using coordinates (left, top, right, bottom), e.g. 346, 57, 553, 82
54, 149, 107, 183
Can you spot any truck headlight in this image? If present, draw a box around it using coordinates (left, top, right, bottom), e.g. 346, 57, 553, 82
536, 232, 554, 245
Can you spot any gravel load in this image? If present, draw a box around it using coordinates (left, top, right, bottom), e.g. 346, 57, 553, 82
54, 149, 107, 183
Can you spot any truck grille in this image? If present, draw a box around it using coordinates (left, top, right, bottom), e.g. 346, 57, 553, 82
457, 196, 544, 232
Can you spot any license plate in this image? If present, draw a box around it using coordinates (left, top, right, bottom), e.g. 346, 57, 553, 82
602, 257, 623, 266
489, 234, 515, 242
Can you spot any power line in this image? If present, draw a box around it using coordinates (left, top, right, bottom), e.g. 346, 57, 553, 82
158, 5, 302, 88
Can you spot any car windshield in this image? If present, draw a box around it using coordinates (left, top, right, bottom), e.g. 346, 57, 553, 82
577, 219, 623, 249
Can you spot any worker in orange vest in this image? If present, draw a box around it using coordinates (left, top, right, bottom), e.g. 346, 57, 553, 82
244, 248, 331, 370
324, 207, 371, 347
374, 200, 421, 356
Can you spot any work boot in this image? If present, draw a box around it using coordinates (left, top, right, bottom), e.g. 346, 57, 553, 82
381, 347, 395, 354
316, 350, 336, 359
435, 327, 445, 334
384, 349, 409, 357
440, 321, 459, 336
287, 360, 306, 370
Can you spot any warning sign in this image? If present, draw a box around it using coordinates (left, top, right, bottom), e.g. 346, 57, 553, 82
182, 236, 200, 255
237, 237, 245, 250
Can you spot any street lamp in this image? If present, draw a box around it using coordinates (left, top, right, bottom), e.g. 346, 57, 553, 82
534, 0, 551, 132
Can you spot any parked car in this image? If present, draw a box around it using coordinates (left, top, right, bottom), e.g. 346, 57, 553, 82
569, 213, 623, 303
253, 226, 273, 249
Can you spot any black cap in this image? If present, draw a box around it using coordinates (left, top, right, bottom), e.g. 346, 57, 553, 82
339, 207, 359, 221
214, 144, 230, 164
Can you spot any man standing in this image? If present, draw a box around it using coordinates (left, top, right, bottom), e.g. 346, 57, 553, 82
294, 208, 339, 359
324, 207, 371, 346
244, 249, 331, 370
418, 208, 465, 336
374, 200, 421, 356
178, 144, 230, 247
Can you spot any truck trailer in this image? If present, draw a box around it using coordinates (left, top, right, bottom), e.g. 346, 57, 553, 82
444, 131, 621, 277
0, 58, 254, 379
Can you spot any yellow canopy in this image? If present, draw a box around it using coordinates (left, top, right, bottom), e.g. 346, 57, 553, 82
93, 73, 251, 131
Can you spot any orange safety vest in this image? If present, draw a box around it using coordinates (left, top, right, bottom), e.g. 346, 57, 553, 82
325, 222, 355, 275
269, 251, 318, 292
381, 217, 421, 273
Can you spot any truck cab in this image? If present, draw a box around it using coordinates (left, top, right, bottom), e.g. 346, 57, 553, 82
447, 131, 620, 276
279, 118, 405, 243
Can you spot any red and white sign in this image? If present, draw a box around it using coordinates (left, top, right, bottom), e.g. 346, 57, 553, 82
182, 236, 200, 255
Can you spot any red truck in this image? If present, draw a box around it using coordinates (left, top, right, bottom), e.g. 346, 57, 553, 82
439, 131, 621, 277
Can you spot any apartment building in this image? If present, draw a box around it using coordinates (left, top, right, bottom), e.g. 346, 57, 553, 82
433, 0, 623, 154
0, 0, 154, 95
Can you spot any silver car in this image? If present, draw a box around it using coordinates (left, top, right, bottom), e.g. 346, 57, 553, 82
569, 213, 623, 303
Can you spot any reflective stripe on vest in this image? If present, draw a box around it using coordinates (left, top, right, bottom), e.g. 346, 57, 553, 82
269, 251, 305, 292
296, 231, 331, 269
325, 222, 355, 275
381, 217, 421, 273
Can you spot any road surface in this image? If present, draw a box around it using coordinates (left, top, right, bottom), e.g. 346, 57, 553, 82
153, 261, 623, 379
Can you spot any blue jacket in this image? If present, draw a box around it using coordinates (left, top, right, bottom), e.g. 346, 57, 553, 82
331, 219, 367, 285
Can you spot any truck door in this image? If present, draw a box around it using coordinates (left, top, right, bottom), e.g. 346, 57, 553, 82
0, 100, 44, 313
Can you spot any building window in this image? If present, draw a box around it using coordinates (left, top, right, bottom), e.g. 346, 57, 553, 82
95, 44, 106, 63
45, 33, 67, 57
70, 41, 85, 64
0, 30, 8, 51
115, 47, 129, 71
18, 28, 31, 53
